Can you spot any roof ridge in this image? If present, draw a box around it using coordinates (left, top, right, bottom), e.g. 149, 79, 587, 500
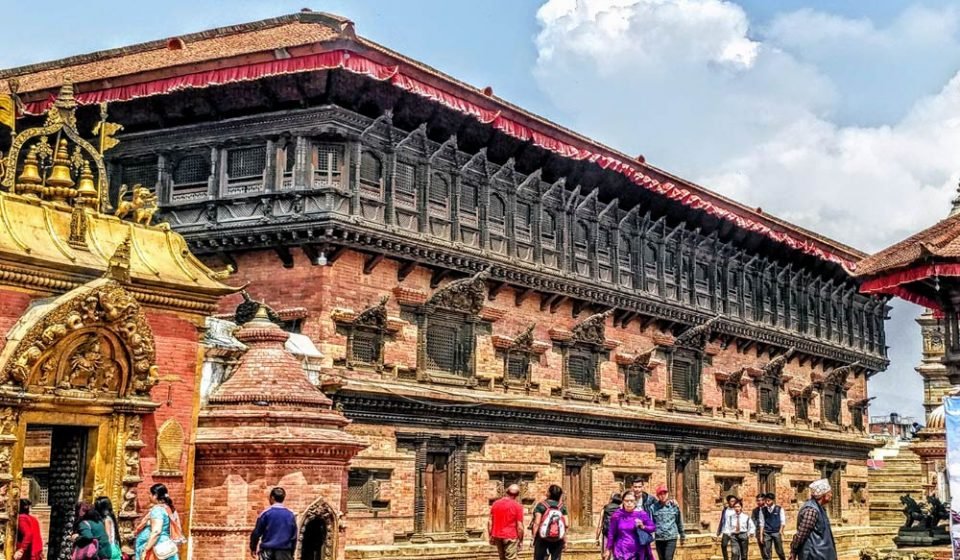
0, 11, 350, 80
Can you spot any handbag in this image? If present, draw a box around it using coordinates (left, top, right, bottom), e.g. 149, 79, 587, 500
153, 539, 178, 560
72, 540, 98, 560
636, 527, 654, 546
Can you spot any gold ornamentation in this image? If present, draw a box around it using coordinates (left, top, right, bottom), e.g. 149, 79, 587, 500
114, 185, 158, 226
105, 236, 132, 283
0, 279, 159, 397
156, 419, 184, 475
124, 449, 140, 479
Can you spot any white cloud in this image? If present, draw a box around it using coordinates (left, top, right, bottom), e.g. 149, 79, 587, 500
534, 0, 960, 419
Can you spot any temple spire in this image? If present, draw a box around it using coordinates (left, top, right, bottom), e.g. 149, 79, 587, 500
950, 179, 960, 217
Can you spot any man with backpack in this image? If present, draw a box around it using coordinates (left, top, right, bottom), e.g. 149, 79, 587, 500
532, 484, 568, 560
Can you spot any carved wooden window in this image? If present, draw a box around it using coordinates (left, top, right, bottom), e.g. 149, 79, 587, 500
822, 384, 842, 424
664, 248, 679, 299
597, 228, 613, 262
622, 364, 647, 397
727, 268, 741, 316
694, 262, 711, 309
429, 172, 450, 213
758, 376, 780, 415
489, 193, 506, 233
831, 302, 842, 342
425, 312, 474, 378
347, 469, 391, 511
818, 462, 843, 518
542, 211, 556, 246
394, 161, 418, 209
224, 145, 266, 194
851, 405, 865, 431
722, 380, 739, 410
670, 349, 701, 403
515, 202, 532, 240
118, 157, 159, 190
460, 182, 478, 215
350, 328, 382, 365
359, 150, 384, 198
505, 352, 531, 384
644, 241, 660, 293
567, 349, 598, 389
715, 476, 743, 505
312, 142, 344, 188
848, 483, 866, 508
488, 471, 536, 506
754, 465, 779, 495
790, 480, 812, 505
613, 472, 650, 493
744, 274, 756, 319
171, 152, 210, 202
795, 393, 811, 421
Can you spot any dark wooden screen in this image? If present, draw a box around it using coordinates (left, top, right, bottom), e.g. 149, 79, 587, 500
567, 351, 596, 389
671, 350, 700, 403
425, 316, 473, 377
351, 329, 381, 364
425, 453, 451, 533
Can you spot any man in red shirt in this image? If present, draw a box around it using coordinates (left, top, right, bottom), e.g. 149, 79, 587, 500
15, 499, 43, 560
489, 484, 525, 560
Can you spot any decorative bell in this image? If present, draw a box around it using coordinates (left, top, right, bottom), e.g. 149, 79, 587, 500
76, 160, 98, 205
46, 139, 75, 189
17, 146, 43, 186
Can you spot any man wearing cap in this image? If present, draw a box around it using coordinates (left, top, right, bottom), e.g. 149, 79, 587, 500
650, 485, 685, 560
489, 484, 525, 560
789, 479, 836, 560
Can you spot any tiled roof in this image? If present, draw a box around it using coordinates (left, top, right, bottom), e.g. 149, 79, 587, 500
0, 13, 345, 93
0, 11, 865, 267
854, 213, 960, 278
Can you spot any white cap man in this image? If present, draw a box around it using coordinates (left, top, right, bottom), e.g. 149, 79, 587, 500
788, 479, 836, 560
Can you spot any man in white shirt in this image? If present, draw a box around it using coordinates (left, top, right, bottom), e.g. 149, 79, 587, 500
720, 500, 756, 560
759, 493, 787, 560
715, 495, 740, 560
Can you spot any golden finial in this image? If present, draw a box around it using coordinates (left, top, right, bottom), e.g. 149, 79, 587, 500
53, 82, 77, 111
105, 235, 132, 283
76, 160, 98, 205
16, 145, 42, 189
46, 138, 76, 204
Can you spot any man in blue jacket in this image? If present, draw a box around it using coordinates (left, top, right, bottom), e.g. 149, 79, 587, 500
250, 487, 298, 560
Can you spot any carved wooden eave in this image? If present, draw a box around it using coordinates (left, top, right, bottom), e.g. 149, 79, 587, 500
847, 397, 874, 411
790, 384, 816, 399
673, 315, 721, 351
614, 347, 659, 369
425, 270, 489, 316
492, 325, 550, 355
568, 309, 613, 347
759, 347, 795, 380
715, 367, 753, 387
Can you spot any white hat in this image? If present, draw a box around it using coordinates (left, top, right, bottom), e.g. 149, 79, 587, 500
809, 479, 832, 497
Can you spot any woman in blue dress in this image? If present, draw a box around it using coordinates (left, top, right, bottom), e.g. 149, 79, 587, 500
134, 484, 181, 560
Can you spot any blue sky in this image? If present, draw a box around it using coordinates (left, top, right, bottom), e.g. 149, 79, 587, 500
6, 0, 956, 421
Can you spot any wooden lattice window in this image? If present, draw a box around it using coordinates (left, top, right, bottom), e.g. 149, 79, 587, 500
542, 211, 556, 245
715, 476, 743, 505
505, 352, 531, 384
515, 202, 532, 240
795, 393, 811, 421
759, 376, 780, 415
670, 349, 701, 403
395, 161, 418, 208
119, 157, 158, 189
171, 152, 210, 201
347, 469, 391, 511
488, 471, 536, 506
619, 235, 633, 268
613, 472, 650, 494
225, 145, 266, 194
460, 182, 478, 215
359, 151, 383, 198
622, 364, 647, 397
566, 348, 598, 390
754, 465, 779, 495
312, 142, 344, 188
823, 384, 842, 424
852, 406, 865, 431
350, 328, 383, 365
425, 313, 474, 378
490, 194, 506, 232
574, 221, 590, 249
429, 172, 450, 211
722, 380, 739, 410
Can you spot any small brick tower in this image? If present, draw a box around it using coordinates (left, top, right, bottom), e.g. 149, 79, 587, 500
192, 303, 366, 560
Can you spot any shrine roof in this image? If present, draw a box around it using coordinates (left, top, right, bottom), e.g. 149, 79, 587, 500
854, 212, 960, 279
0, 11, 866, 269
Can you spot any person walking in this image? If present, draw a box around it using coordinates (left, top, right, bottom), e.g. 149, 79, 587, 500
603, 492, 655, 560
73, 502, 113, 559
719, 500, 755, 560
752, 494, 769, 560
631, 480, 656, 514
596, 493, 623, 550
489, 484, 525, 560
789, 480, 837, 560
531, 484, 568, 560
135, 483, 182, 560
250, 487, 298, 560
95, 496, 123, 560
760, 493, 787, 560
714, 495, 739, 560
649, 486, 685, 560
14, 499, 43, 560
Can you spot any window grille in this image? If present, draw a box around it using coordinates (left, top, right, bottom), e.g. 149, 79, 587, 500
489, 194, 506, 231
541, 211, 556, 242
359, 151, 383, 197
759, 384, 778, 414
506, 353, 530, 382
574, 221, 589, 247
284, 141, 297, 173
722, 382, 738, 409
395, 161, 417, 208
351, 329, 381, 364
313, 142, 344, 188
460, 182, 478, 214
171, 153, 209, 201
348, 469, 390, 510
426, 318, 472, 377
225, 145, 266, 194
795, 395, 810, 420
671, 351, 700, 402
567, 352, 596, 389
429, 172, 450, 207
619, 235, 632, 267
515, 203, 532, 238
120, 158, 158, 189
625, 365, 645, 396
823, 386, 841, 424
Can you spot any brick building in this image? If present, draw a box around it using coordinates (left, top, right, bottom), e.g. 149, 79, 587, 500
1, 11, 895, 560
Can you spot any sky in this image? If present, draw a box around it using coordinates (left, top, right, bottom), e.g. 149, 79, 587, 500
3, 0, 954, 422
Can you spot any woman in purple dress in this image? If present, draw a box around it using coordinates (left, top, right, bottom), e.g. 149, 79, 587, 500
605, 491, 656, 560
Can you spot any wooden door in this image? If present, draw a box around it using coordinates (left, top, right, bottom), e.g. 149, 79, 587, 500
564, 464, 584, 529
425, 453, 450, 533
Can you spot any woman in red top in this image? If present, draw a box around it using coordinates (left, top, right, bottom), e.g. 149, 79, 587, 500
15, 498, 43, 560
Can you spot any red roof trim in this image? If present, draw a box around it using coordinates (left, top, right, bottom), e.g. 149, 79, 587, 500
22, 48, 856, 269
858, 262, 960, 312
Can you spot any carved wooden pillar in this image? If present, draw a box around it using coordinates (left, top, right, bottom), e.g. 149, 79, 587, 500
384, 149, 396, 226
208, 146, 220, 200
294, 135, 310, 188
452, 440, 468, 534
413, 439, 427, 537
450, 172, 461, 244
348, 141, 361, 216
0, 404, 21, 558
117, 413, 145, 550
264, 139, 278, 192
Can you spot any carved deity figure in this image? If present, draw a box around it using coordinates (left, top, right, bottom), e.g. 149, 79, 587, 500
114, 185, 159, 226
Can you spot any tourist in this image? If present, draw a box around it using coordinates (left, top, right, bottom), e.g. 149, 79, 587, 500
718, 500, 755, 560
631, 480, 656, 514
250, 487, 298, 560
95, 496, 123, 560
489, 484, 525, 560
789, 480, 837, 560
760, 493, 787, 560
649, 486, 685, 560
604, 491, 655, 560
532, 484, 568, 560
135, 483, 181, 560
73, 502, 112, 559
14, 499, 42, 560
596, 492, 623, 550
752, 494, 769, 560
714, 495, 739, 560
